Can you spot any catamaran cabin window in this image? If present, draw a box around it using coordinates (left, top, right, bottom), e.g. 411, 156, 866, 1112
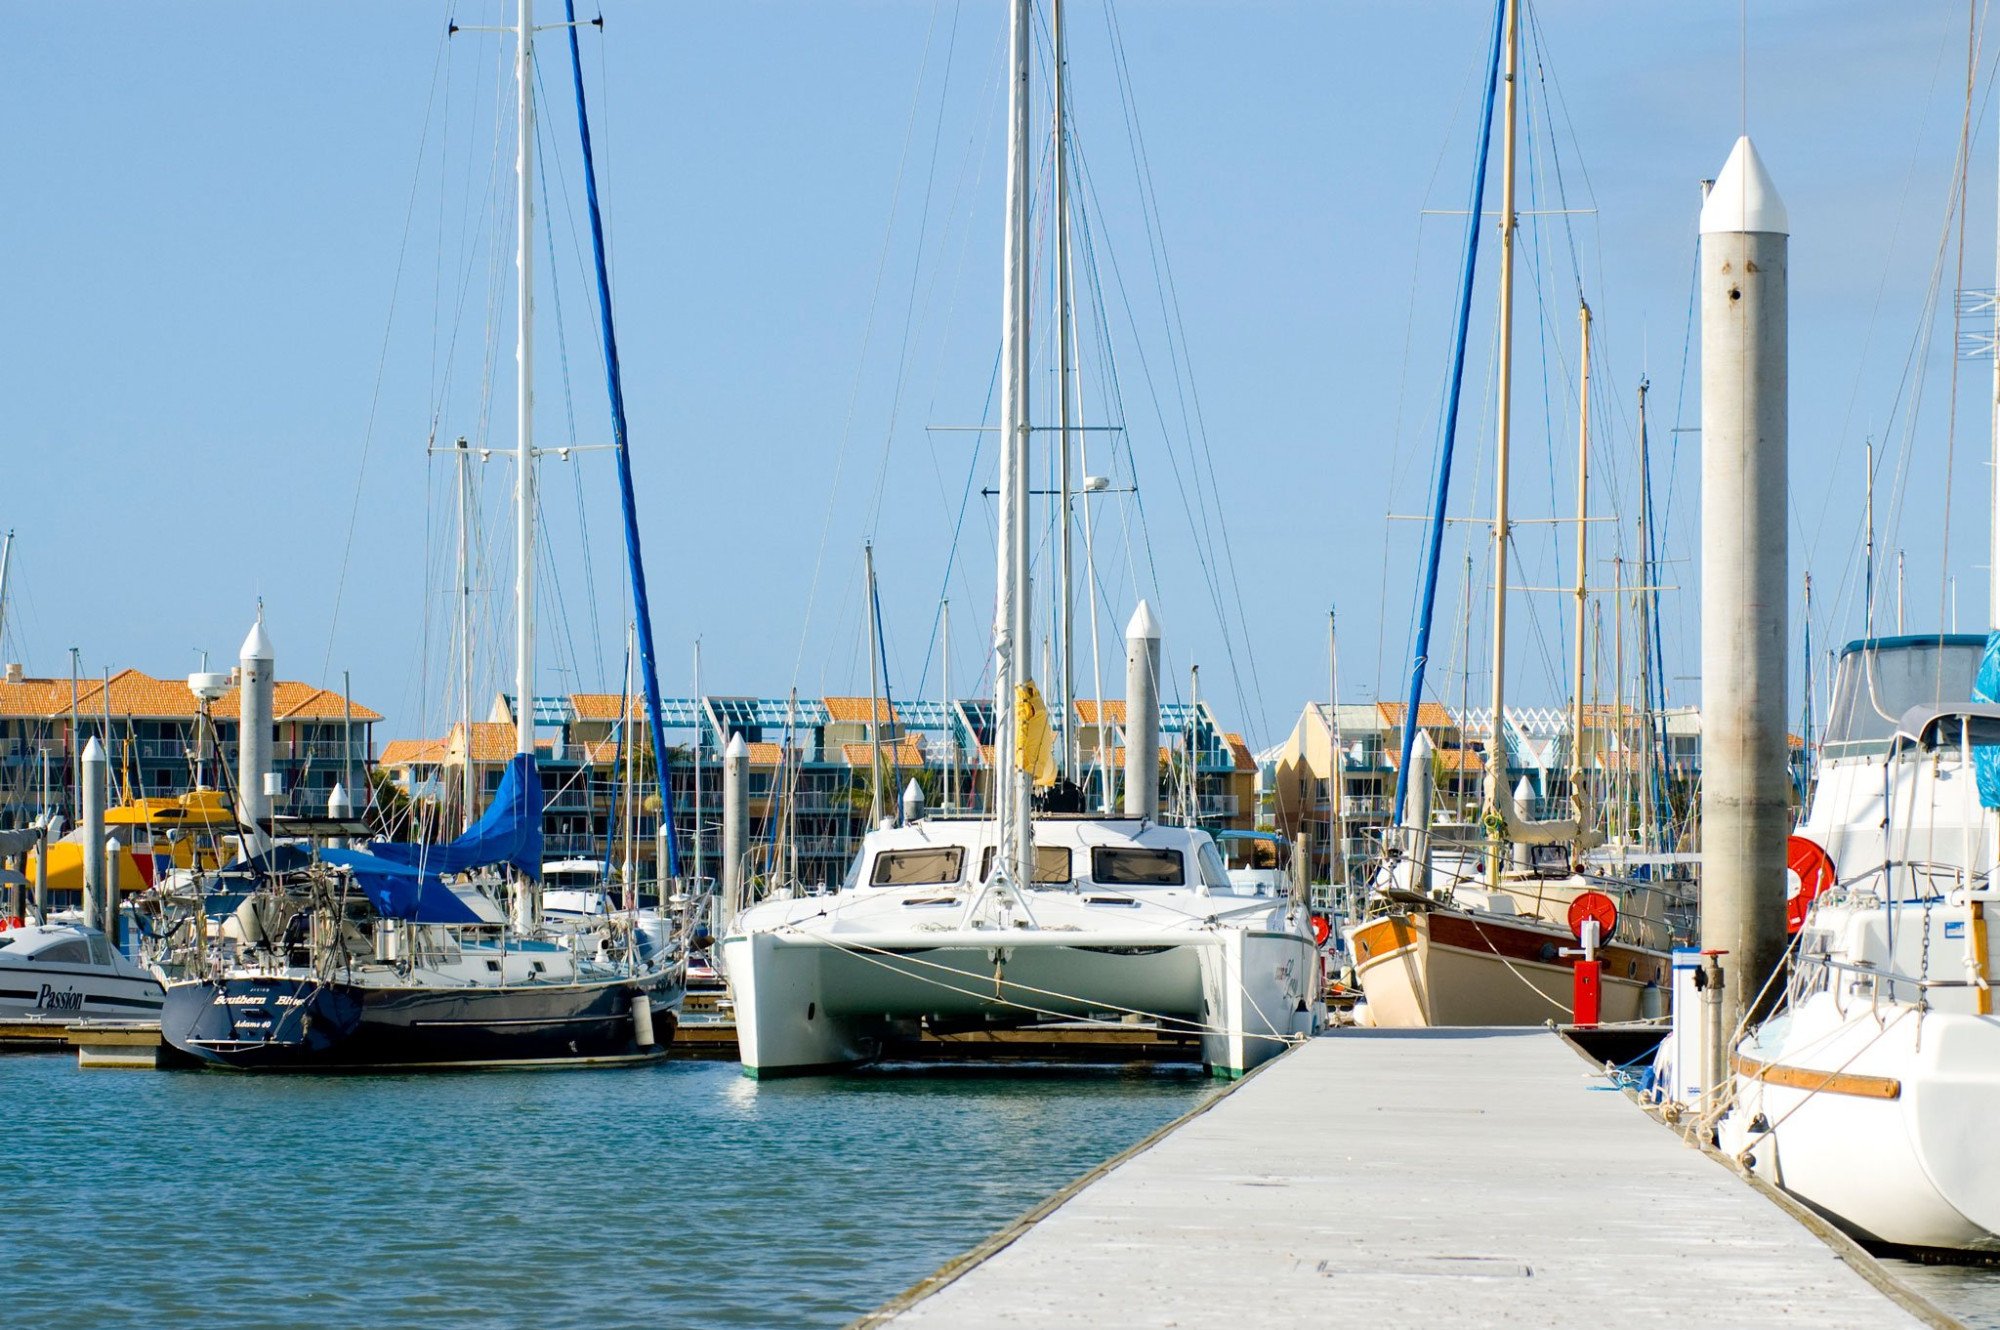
1091, 847, 1184, 887
977, 845, 1074, 885
1195, 842, 1231, 890
35, 939, 92, 965
871, 847, 965, 887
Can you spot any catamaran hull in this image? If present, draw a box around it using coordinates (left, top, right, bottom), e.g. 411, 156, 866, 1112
1723, 999, 2000, 1252
160, 973, 679, 1071
1348, 911, 1666, 1027
721, 928, 1315, 1079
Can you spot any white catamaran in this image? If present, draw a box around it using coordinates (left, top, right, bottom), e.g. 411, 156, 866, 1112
719, 0, 1320, 1079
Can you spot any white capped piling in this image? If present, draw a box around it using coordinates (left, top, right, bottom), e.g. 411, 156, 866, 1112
721, 734, 749, 926
1123, 601, 1162, 819
901, 777, 925, 826
239, 612, 275, 847
81, 736, 106, 932
103, 836, 121, 941
1698, 136, 1790, 1025
328, 782, 352, 851
1408, 728, 1435, 889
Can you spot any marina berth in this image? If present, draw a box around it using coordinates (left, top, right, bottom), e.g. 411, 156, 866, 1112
0, 922, 161, 1021
724, 814, 1316, 1078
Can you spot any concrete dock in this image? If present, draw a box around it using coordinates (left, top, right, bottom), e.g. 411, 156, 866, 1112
863, 1029, 1951, 1329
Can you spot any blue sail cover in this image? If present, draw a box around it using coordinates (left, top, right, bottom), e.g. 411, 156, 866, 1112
323, 754, 545, 923
1976, 633, 2000, 809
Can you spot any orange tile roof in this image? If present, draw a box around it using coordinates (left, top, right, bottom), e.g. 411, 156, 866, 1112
1224, 732, 1256, 774
1075, 698, 1126, 726
5, 668, 381, 723
838, 736, 926, 769
1434, 746, 1487, 773
1377, 701, 1454, 731
0, 678, 68, 718
824, 696, 899, 724
743, 741, 787, 768
569, 692, 640, 721
452, 721, 520, 763
379, 737, 448, 766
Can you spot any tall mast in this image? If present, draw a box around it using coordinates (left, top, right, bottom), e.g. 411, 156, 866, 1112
693, 639, 704, 887
1327, 609, 1346, 886
941, 599, 954, 813
0, 530, 15, 658
994, 0, 1034, 881
1484, 0, 1520, 888
1992, 87, 2000, 629
513, 0, 537, 762
1864, 439, 1876, 635
1054, 0, 1077, 783
1568, 301, 1591, 830
865, 542, 885, 827
456, 437, 476, 829
1637, 381, 1660, 853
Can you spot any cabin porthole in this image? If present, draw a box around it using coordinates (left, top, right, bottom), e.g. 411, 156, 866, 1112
807, 1002, 817, 1021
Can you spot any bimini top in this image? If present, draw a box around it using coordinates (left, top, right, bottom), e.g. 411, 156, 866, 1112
1839, 634, 1989, 658
1890, 704, 2000, 755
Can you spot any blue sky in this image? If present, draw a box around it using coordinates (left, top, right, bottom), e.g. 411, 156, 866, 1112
0, 2, 1985, 751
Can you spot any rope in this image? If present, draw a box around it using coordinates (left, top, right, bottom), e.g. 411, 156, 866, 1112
795, 928, 1302, 1051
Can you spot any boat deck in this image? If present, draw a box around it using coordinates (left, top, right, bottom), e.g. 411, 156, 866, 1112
863, 1028, 1948, 1328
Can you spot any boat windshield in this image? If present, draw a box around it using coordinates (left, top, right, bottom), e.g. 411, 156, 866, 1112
1823, 637, 1986, 759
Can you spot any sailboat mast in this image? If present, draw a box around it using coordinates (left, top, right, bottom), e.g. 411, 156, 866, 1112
1054, 0, 1077, 784
941, 599, 954, 813
994, 0, 1034, 880
1993, 92, 2000, 628
514, 0, 537, 763
1637, 381, 1660, 853
1327, 608, 1346, 887
1568, 300, 1591, 830
693, 639, 704, 888
0, 530, 14, 657
1484, 0, 1520, 888
865, 542, 885, 827
456, 438, 476, 830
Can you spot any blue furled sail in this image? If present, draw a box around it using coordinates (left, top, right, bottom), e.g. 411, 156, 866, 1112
323, 754, 544, 923
562, 4, 680, 880
1390, 0, 1507, 830
1975, 633, 2000, 809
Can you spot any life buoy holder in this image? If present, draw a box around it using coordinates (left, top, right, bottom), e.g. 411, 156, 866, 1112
1786, 835, 1837, 933
1567, 891, 1619, 945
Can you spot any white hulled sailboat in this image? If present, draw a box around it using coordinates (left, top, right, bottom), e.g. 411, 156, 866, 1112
719, 0, 1319, 1079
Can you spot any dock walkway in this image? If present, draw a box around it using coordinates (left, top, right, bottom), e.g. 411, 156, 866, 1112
868, 1028, 1940, 1328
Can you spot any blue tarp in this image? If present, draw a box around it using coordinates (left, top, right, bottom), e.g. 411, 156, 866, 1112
323, 754, 545, 924
1975, 633, 2000, 809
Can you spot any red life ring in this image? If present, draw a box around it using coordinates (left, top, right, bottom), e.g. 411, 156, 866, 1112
1786, 835, 1837, 933
1309, 914, 1333, 947
1567, 891, 1619, 944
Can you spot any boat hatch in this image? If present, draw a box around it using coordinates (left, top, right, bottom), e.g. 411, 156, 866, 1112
871, 847, 964, 887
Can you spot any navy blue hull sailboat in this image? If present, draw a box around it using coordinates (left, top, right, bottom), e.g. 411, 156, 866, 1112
164, 1, 687, 1071
161, 756, 674, 1071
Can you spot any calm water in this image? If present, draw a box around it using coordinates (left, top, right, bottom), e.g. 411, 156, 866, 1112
1, 1053, 1214, 1330
1881, 1258, 2000, 1328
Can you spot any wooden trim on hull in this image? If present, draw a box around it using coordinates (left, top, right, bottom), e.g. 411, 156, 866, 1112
1734, 1053, 1903, 1101
1349, 909, 1667, 1028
